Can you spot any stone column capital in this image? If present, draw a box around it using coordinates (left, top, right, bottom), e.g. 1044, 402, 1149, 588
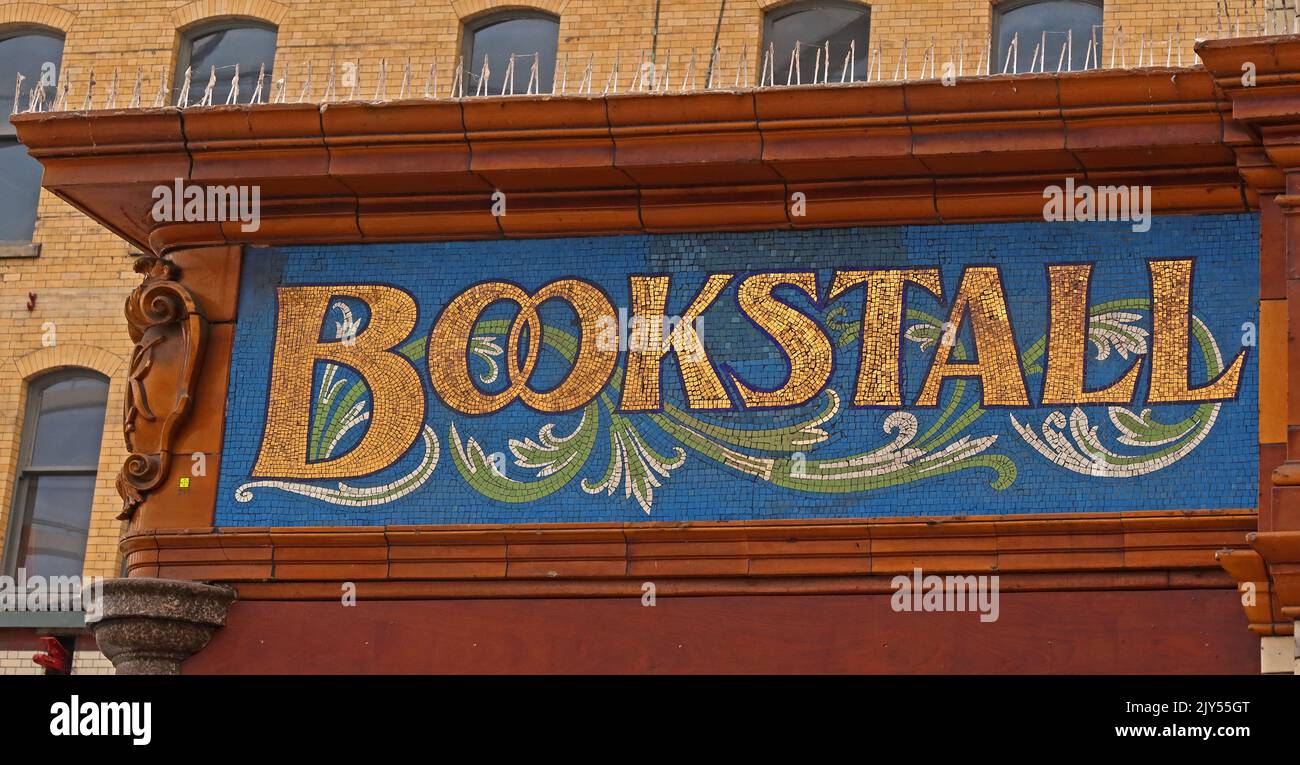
89, 577, 237, 675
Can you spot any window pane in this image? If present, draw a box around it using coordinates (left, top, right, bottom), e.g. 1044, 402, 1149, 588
996, 0, 1102, 74
180, 25, 277, 105
29, 376, 109, 468
766, 3, 870, 85
0, 33, 63, 241
1, 33, 64, 126
468, 16, 559, 95
15, 473, 96, 579
0, 138, 42, 241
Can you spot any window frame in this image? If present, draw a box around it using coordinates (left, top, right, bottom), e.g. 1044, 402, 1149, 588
1, 369, 109, 579
990, 0, 1104, 74
460, 9, 561, 96
173, 17, 279, 105
760, 0, 872, 85
0, 27, 65, 248
0, 135, 44, 246
1, 27, 64, 134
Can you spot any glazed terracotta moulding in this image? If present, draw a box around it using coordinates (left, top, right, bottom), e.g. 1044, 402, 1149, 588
9, 36, 1300, 635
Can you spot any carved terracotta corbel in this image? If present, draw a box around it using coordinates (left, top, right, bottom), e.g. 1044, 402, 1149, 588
116, 255, 209, 519
1216, 547, 1292, 636
1196, 37, 1300, 640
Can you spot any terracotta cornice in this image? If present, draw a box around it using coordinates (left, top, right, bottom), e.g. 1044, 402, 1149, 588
1216, 528, 1300, 635
1249, 531, 1300, 620
1199, 35, 1300, 182
1197, 35, 1300, 636
118, 510, 1255, 600
13, 67, 1250, 255
1217, 545, 1296, 636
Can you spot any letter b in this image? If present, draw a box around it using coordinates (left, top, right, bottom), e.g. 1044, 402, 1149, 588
252, 285, 425, 478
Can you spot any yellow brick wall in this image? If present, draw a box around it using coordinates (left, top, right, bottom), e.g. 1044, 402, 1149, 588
0, 646, 114, 674
0, 648, 43, 674
0, 0, 1239, 580
71, 646, 115, 674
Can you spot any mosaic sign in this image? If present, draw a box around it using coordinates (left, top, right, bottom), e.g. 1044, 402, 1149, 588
216, 215, 1259, 526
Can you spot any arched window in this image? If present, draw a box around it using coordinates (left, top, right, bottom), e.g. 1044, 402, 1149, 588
3, 371, 109, 579
175, 20, 278, 106
1, 29, 64, 243
762, 1, 871, 85
993, 0, 1102, 74
462, 11, 560, 96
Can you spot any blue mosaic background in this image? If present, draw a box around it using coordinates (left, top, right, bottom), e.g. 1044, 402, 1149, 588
216, 214, 1260, 526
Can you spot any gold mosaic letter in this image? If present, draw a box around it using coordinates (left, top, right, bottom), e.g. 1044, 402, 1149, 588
730, 272, 833, 408
252, 285, 423, 479
428, 279, 618, 415
916, 267, 1029, 407
619, 273, 734, 411
828, 269, 943, 407
1042, 264, 1141, 405
1147, 259, 1247, 403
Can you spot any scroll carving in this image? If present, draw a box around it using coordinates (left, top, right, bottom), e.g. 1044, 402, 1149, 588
116, 255, 209, 520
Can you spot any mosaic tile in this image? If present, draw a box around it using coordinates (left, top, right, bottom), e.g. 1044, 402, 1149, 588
215, 216, 1261, 526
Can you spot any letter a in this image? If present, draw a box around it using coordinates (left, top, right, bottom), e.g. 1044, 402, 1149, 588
915, 267, 1029, 407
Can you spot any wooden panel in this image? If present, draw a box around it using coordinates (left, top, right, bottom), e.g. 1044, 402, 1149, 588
1261, 298, 1288, 445
184, 589, 1259, 674
119, 510, 1257, 591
